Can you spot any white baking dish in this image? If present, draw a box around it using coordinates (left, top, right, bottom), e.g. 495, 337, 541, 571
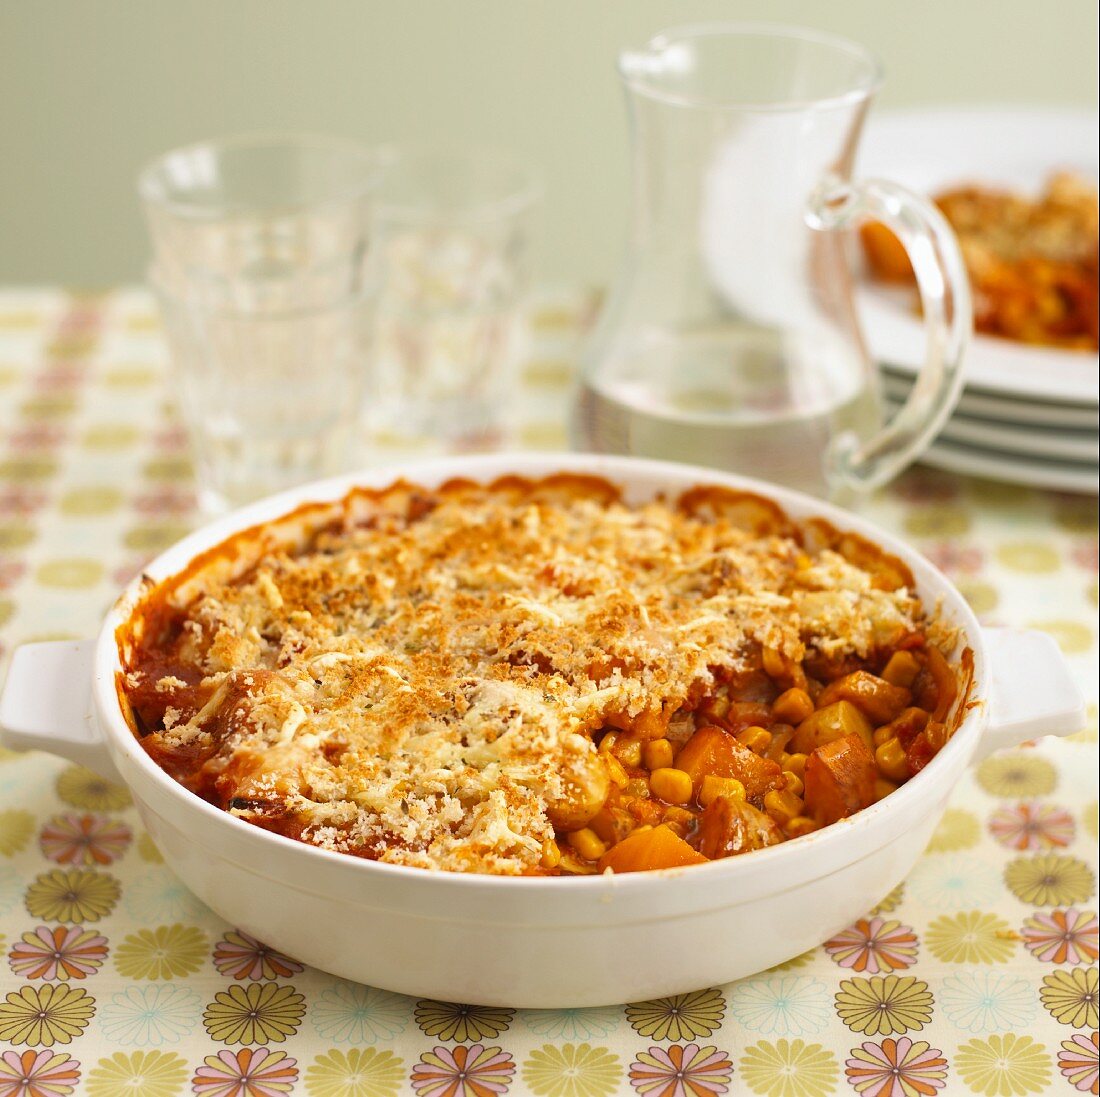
0, 454, 1085, 1007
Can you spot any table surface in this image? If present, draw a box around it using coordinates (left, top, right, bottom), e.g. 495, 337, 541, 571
0, 288, 1096, 1097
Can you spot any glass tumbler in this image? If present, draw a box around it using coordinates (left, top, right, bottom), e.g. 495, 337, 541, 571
573, 24, 971, 498
369, 145, 540, 452
139, 134, 379, 512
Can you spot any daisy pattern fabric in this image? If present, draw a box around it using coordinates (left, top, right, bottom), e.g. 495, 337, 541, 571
0, 288, 1097, 1096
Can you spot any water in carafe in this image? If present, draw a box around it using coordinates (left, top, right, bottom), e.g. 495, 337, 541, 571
575, 322, 879, 497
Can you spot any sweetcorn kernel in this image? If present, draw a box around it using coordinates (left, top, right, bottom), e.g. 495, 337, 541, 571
783, 752, 808, 778
566, 828, 607, 861
762, 645, 787, 679
649, 767, 693, 805
605, 754, 629, 787
875, 737, 909, 783
873, 724, 896, 747
737, 726, 772, 753
643, 738, 675, 771
699, 775, 747, 807
782, 770, 804, 797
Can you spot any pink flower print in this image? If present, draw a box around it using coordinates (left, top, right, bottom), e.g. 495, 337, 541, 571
922, 542, 984, 576
33, 368, 84, 393
39, 813, 132, 866
989, 802, 1075, 851
824, 918, 919, 974
0, 561, 27, 593
845, 1037, 948, 1096
629, 1043, 733, 1096
0, 1049, 81, 1097
1072, 540, 1099, 573
0, 487, 47, 517
151, 425, 191, 452
8, 926, 109, 980
212, 931, 303, 981
7, 424, 67, 450
411, 1045, 515, 1097
1059, 1032, 1099, 1094
1021, 909, 1099, 965
132, 486, 197, 516
191, 1048, 298, 1097
891, 469, 959, 503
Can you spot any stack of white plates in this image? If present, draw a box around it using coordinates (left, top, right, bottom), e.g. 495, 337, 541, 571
859, 107, 1099, 494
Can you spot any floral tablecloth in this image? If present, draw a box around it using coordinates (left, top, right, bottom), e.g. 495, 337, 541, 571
0, 288, 1097, 1097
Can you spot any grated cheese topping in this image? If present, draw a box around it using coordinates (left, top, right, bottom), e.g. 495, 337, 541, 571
124, 478, 923, 874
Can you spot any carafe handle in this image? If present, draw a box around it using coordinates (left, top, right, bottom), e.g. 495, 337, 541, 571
806, 176, 971, 492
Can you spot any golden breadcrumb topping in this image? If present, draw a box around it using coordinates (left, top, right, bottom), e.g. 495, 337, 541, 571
121, 477, 924, 874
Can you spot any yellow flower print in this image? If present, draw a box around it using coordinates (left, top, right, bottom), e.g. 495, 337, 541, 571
1028, 619, 1095, 655
413, 1000, 514, 1041
55, 765, 132, 810
114, 924, 208, 979
996, 541, 1060, 573
1040, 967, 1099, 1028
1004, 855, 1095, 906
1085, 802, 1099, 841
0, 984, 95, 1047
0, 809, 34, 856
955, 1034, 1052, 1096
137, 832, 165, 863
903, 506, 971, 538
0, 522, 36, 551
203, 983, 305, 1044
976, 754, 1057, 798
24, 868, 120, 923
522, 1043, 622, 1097
35, 559, 103, 589
304, 1048, 405, 1097
955, 578, 999, 616
926, 809, 980, 853
82, 423, 141, 449
58, 487, 123, 516
925, 911, 1017, 964
765, 948, 818, 973
739, 1039, 839, 1097
625, 988, 726, 1040
871, 883, 905, 915
834, 976, 933, 1037
85, 1051, 187, 1097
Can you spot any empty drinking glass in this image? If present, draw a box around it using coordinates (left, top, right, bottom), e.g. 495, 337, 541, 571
139, 134, 379, 512
368, 145, 540, 452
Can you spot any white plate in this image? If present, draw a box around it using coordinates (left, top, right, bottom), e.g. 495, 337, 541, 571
882, 369, 1100, 430
885, 392, 1099, 462
858, 106, 1099, 407
919, 438, 1099, 494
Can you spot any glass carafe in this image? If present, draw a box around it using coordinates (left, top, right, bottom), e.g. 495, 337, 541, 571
573, 24, 971, 497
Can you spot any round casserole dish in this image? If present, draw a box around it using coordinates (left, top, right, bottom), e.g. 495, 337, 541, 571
0, 453, 1085, 1007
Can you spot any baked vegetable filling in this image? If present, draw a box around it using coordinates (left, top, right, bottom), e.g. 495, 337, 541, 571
118, 475, 964, 875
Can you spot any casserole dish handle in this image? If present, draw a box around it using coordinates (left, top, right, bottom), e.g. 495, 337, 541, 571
978, 627, 1088, 762
0, 639, 120, 780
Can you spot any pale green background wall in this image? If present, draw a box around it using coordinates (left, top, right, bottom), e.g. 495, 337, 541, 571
1, 0, 1096, 286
